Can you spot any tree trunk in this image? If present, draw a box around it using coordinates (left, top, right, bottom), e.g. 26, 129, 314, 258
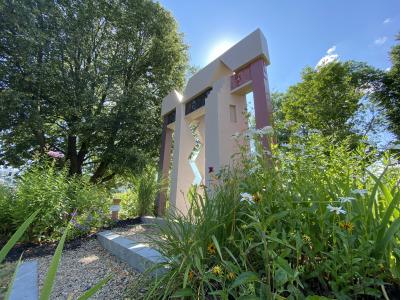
90, 160, 109, 183
66, 135, 81, 175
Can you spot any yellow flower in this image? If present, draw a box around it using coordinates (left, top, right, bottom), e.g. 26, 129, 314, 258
253, 192, 262, 204
211, 265, 223, 276
339, 221, 354, 233
188, 270, 194, 281
207, 243, 216, 255
226, 272, 236, 280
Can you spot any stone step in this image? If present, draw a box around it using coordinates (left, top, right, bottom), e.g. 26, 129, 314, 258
9, 260, 38, 300
96, 231, 167, 276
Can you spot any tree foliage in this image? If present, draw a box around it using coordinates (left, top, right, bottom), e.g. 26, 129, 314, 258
280, 61, 382, 142
0, 0, 188, 182
373, 34, 400, 139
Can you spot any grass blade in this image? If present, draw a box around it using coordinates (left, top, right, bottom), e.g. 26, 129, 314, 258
229, 271, 259, 290
39, 224, 69, 300
76, 275, 112, 300
374, 218, 400, 258
0, 209, 40, 264
4, 254, 23, 300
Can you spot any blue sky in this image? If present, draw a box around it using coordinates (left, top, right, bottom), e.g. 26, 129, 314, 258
159, 0, 399, 92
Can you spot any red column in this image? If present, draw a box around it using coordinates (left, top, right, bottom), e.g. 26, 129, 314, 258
250, 59, 273, 150
156, 116, 173, 216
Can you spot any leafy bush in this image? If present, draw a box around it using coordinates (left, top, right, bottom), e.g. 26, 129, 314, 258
3, 159, 110, 242
118, 165, 159, 218
118, 188, 139, 220
135, 165, 159, 216
0, 185, 14, 238
144, 131, 400, 299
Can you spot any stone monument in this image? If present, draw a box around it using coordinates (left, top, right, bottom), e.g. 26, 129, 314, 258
156, 29, 273, 216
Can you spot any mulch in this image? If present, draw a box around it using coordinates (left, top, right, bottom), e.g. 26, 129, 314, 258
2, 217, 142, 262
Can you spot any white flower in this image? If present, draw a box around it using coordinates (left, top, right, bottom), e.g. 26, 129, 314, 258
327, 204, 346, 215
351, 189, 368, 196
284, 121, 296, 128
248, 165, 260, 175
256, 126, 273, 136
281, 143, 291, 148
338, 197, 355, 203
231, 132, 241, 139
248, 150, 262, 159
240, 192, 254, 204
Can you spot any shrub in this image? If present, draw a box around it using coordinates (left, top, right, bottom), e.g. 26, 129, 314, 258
143, 131, 400, 299
0, 185, 14, 239
5, 159, 110, 242
116, 165, 159, 219
118, 188, 139, 220
135, 165, 159, 216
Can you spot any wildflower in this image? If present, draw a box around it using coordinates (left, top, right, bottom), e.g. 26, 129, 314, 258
338, 196, 355, 203
339, 221, 354, 233
253, 192, 261, 204
211, 265, 223, 276
284, 120, 296, 128
327, 204, 346, 215
227, 272, 236, 280
231, 132, 241, 139
207, 243, 216, 255
240, 192, 254, 204
248, 165, 260, 175
352, 189, 368, 196
302, 235, 311, 243
47, 150, 65, 159
188, 270, 194, 280
256, 126, 273, 136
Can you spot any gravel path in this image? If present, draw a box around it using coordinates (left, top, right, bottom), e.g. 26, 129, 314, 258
112, 224, 164, 249
29, 238, 141, 299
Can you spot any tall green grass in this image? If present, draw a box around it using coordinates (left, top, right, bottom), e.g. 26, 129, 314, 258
140, 133, 400, 299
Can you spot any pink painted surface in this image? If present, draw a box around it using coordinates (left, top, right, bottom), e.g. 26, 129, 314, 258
250, 59, 273, 150
230, 66, 251, 90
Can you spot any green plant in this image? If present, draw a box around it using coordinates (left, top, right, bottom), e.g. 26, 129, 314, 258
135, 165, 159, 217
0, 184, 14, 238
0, 211, 111, 300
119, 188, 139, 219
141, 130, 400, 299
6, 158, 110, 242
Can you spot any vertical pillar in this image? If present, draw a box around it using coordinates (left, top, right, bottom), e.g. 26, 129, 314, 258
170, 104, 194, 215
156, 116, 173, 216
250, 59, 273, 150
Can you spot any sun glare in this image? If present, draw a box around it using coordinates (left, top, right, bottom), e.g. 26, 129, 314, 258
206, 40, 235, 64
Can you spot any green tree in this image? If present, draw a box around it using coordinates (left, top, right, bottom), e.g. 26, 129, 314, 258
373, 34, 400, 139
0, 0, 187, 182
281, 61, 381, 141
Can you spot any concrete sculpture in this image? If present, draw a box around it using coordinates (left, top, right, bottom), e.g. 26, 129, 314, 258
156, 29, 273, 216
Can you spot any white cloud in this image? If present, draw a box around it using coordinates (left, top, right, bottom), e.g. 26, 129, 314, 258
327, 46, 336, 55
374, 36, 387, 45
316, 45, 339, 69
383, 18, 392, 24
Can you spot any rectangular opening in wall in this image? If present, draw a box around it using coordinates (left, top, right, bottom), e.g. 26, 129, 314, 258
229, 105, 237, 123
